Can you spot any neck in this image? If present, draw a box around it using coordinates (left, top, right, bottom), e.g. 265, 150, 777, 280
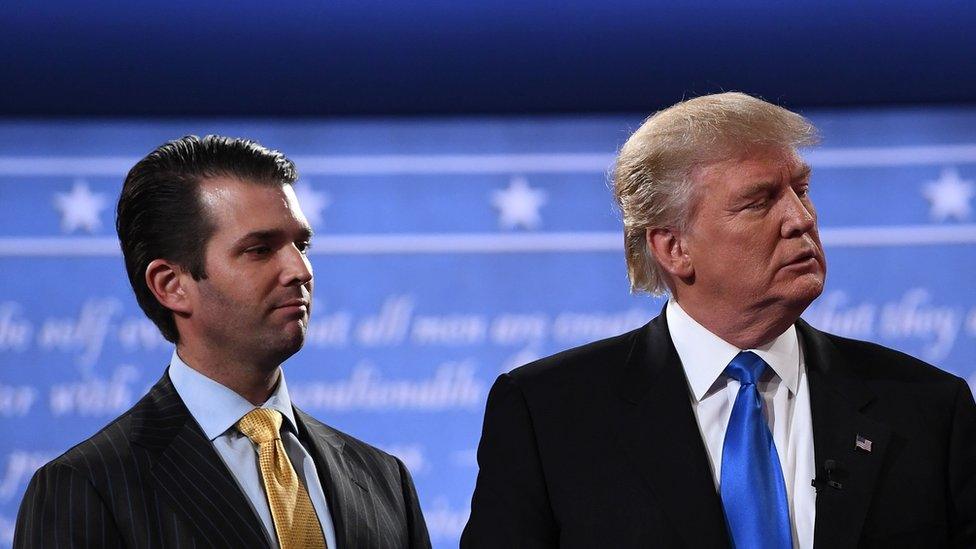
673, 294, 801, 349
175, 342, 281, 405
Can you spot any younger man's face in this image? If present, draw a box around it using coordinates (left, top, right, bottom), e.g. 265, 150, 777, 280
187, 176, 314, 366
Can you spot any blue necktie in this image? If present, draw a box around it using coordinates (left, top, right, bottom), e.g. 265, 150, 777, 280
720, 351, 793, 549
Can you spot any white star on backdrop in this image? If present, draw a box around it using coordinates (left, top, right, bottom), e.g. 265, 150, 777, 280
53, 179, 108, 234
293, 180, 331, 228
922, 167, 974, 222
491, 176, 548, 230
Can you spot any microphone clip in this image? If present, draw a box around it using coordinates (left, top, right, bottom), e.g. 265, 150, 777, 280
811, 459, 844, 492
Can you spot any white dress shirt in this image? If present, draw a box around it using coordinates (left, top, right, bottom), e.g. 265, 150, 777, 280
666, 300, 815, 549
169, 351, 339, 549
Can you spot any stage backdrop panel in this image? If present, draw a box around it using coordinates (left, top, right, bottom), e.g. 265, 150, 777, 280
0, 109, 974, 547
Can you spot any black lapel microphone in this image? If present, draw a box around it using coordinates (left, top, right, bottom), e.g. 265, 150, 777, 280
811, 459, 844, 492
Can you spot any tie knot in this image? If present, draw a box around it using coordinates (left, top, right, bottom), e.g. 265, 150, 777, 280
724, 351, 767, 386
237, 408, 283, 444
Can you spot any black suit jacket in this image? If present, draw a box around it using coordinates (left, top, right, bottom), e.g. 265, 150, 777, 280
461, 313, 976, 548
14, 372, 431, 549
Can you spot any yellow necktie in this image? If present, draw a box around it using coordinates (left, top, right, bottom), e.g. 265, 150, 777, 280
237, 408, 326, 549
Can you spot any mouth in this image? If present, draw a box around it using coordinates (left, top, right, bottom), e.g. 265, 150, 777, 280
273, 298, 309, 314
782, 250, 820, 270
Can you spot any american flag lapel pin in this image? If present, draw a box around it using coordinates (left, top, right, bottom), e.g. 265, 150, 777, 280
855, 434, 873, 453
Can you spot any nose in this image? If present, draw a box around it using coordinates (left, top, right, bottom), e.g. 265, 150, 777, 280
781, 188, 816, 238
280, 244, 313, 287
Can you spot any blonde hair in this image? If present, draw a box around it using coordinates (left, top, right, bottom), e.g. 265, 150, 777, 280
612, 92, 819, 295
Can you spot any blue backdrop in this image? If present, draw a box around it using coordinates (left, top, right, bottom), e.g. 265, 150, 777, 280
0, 108, 974, 547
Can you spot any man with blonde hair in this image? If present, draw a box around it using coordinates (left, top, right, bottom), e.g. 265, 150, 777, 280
462, 93, 976, 548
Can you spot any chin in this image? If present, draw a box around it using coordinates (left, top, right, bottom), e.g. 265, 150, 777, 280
280, 331, 306, 355
784, 274, 826, 309
264, 329, 306, 362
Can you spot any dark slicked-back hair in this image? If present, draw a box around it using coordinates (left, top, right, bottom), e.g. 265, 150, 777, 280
116, 135, 298, 343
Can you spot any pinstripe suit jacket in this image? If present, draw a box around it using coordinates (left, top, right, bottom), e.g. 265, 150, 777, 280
14, 372, 431, 549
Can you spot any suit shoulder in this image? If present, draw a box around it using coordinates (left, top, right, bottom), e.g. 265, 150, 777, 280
336, 426, 401, 466
805, 325, 970, 409
52, 409, 138, 469
818, 329, 962, 384
41, 406, 139, 479
508, 325, 645, 387
296, 408, 401, 470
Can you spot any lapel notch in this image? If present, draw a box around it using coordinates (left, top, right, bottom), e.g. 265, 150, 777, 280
615, 314, 732, 548
133, 373, 270, 549
799, 321, 892, 549
295, 407, 375, 548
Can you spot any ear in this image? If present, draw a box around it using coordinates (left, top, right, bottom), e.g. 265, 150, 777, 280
145, 259, 193, 315
646, 227, 694, 280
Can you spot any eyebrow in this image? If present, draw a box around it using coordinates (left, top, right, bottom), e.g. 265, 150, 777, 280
234, 226, 313, 247
736, 169, 811, 202
792, 164, 813, 182
739, 180, 779, 198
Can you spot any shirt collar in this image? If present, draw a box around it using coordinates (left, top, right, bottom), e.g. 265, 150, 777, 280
666, 299, 800, 402
168, 349, 298, 441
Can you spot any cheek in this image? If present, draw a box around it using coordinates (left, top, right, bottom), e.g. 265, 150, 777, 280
219, 259, 272, 287
736, 234, 780, 279
196, 281, 236, 312
203, 263, 265, 301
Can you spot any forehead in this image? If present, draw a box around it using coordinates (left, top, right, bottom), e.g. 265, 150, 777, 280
198, 176, 307, 234
695, 146, 807, 191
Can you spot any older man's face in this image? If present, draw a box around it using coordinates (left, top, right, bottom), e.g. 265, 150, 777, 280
681, 146, 826, 319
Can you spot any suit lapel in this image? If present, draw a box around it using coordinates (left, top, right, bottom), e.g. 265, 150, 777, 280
130, 373, 270, 549
614, 314, 731, 548
294, 407, 375, 549
799, 321, 892, 549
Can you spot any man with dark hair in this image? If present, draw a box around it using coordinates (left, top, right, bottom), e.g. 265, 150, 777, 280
15, 135, 431, 549
462, 93, 976, 548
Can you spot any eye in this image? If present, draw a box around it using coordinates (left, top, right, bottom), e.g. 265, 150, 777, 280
246, 245, 272, 256
297, 241, 312, 255
795, 185, 811, 198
